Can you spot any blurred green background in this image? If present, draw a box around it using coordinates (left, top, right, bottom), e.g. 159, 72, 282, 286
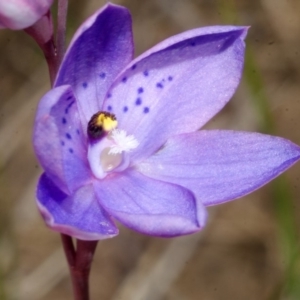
1, 0, 300, 299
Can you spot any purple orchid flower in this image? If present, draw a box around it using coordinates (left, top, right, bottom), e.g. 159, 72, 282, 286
0, 0, 53, 30
33, 3, 300, 240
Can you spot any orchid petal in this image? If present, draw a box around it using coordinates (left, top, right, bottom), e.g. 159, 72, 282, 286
93, 169, 206, 237
37, 174, 118, 240
0, 0, 53, 30
103, 26, 246, 161
138, 130, 300, 206
55, 3, 133, 127
33, 85, 91, 194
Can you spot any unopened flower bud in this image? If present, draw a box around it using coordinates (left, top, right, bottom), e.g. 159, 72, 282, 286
0, 0, 54, 30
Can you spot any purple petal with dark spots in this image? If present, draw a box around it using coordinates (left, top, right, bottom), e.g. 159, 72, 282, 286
103, 26, 247, 162
55, 3, 134, 127
33, 85, 91, 194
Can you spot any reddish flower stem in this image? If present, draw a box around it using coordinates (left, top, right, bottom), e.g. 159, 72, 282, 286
61, 234, 98, 300
43, 39, 57, 86
24, 11, 56, 85
56, 0, 68, 68
24, 0, 69, 86
61, 233, 76, 266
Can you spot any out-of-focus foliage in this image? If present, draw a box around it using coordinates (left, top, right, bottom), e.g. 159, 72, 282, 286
1, 0, 300, 299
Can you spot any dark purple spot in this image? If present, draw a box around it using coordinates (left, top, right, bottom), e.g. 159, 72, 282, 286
62, 117, 67, 124
122, 77, 127, 83
168, 76, 173, 81
135, 98, 142, 105
61, 141, 65, 146
191, 41, 196, 47
99, 72, 106, 79
76, 129, 80, 135
65, 101, 75, 114
123, 106, 128, 112
69, 148, 74, 153
107, 93, 112, 98
143, 70, 149, 77
156, 82, 163, 89
131, 64, 137, 70
82, 82, 88, 88
107, 105, 112, 111
67, 96, 73, 101
66, 133, 72, 140
138, 87, 144, 94
143, 107, 150, 114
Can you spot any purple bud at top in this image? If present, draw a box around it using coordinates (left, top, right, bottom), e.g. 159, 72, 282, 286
0, 0, 54, 30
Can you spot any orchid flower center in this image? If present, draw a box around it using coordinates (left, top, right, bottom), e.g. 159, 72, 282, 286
87, 111, 138, 179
